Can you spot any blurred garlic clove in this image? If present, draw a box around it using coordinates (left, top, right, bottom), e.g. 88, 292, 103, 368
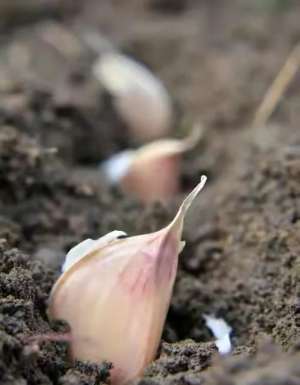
102, 126, 203, 203
93, 52, 172, 142
48, 175, 207, 385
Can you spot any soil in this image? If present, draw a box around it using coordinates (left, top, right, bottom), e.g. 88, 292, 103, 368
1, 0, 300, 384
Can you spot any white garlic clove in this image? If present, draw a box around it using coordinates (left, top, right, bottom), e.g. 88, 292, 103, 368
48, 176, 207, 385
93, 52, 172, 142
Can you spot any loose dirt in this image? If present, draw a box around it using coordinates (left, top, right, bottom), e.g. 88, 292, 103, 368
1, 1, 300, 384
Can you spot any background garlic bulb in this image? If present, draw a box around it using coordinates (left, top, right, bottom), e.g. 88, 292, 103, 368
48, 176, 207, 385
102, 126, 203, 203
93, 52, 173, 142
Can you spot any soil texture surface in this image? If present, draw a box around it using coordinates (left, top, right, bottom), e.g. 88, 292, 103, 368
1, 1, 300, 384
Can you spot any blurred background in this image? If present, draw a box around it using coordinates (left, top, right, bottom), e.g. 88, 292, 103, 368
1, 0, 299, 161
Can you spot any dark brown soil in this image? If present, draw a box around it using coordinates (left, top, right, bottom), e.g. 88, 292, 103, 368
1, 1, 300, 384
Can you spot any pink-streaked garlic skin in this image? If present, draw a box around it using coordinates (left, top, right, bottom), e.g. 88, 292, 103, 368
48, 176, 207, 385
49, 230, 180, 385
121, 153, 180, 203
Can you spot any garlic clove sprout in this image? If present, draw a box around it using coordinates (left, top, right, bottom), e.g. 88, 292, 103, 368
93, 52, 172, 142
48, 175, 207, 385
102, 126, 203, 203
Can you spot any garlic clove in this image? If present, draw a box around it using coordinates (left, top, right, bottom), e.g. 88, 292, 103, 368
93, 52, 172, 142
48, 175, 207, 385
102, 126, 203, 203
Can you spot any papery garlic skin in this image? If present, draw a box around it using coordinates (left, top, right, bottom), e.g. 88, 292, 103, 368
203, 314, 232, 355
93, 52, 172, 142
62, 230, 127, 272
48, 176, 207, 385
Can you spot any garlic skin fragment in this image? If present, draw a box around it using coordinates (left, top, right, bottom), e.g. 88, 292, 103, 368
48, 175, 207, 385
203, 314, 232, 355
102, 126, 203, 203
93, 52, 172, 142
62, 230, 127, 272
101, 151, 135, 185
